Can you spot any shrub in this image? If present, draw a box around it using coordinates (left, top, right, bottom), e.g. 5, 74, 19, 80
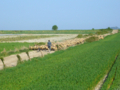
89, 33, 94, 36
85, 36, 99, 43
77, 34, 83, 38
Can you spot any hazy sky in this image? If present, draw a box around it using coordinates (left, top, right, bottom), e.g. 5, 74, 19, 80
0, 0, 120, 30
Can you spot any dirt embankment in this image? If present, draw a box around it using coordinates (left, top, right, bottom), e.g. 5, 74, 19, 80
0, 50, 54, 70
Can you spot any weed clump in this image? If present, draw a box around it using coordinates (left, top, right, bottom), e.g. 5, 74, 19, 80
14, 48, 19, 52
26, 51, 31, 60
0, 57, 5, 68
8, 49, 15, 55
19, 46, 28, 52
17, 54, 22, 64
1, 48, 8, 56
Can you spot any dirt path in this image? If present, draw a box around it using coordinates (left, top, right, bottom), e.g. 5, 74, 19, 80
94, 74, 107, 90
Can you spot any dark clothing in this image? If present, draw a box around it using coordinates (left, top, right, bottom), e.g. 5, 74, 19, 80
47, 42, 51, 46
48, 46, 51, 50
38, 48, 40, 51
47, 41, 51, 50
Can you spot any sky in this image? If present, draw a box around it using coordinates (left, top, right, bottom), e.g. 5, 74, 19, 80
0, 0, 120, 30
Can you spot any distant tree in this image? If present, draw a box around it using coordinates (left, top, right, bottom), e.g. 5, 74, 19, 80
52, 25, 58, 30
92, 28, 94, 30
107, 27, 111, 30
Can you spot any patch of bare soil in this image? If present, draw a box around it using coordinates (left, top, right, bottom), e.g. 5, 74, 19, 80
12, 34, 78, 43
112, 29, 118, 34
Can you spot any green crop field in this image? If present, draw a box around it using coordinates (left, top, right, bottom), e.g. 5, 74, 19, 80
0, 30, 98, 34
0, 42, 34, 52
0, 33, 120, 90
101, 53, 120, 90
0, 42, 35, 57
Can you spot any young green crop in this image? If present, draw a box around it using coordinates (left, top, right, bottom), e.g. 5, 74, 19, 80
110, 55, 120, 90
0, 33, 120, 90
0, 42, 34, 52
0, 42, 35, 57
101, 53, 120, 90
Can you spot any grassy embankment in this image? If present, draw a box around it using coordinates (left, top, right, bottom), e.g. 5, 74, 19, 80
0, 32, 120, 90
0, 30, 97, 34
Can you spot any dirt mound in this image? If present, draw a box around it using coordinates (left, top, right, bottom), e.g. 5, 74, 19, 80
18, 52, 29, 61
4, 55, 18, 67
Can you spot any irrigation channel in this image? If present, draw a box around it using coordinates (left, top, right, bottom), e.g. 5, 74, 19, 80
94, 54, 119, 90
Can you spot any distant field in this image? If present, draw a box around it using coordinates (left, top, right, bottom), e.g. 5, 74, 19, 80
0, 30, 98, 34
0, 35, 56, 42
0, 42, 36, 57
0, 42, 34, 52
0, 33, 120, 90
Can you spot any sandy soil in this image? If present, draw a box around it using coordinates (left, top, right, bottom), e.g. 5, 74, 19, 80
12, 34, 78, 43
112, 29, 118, 34
4, 55, 18, 67
0, 34, 57, 38
94, 74, 107, 90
